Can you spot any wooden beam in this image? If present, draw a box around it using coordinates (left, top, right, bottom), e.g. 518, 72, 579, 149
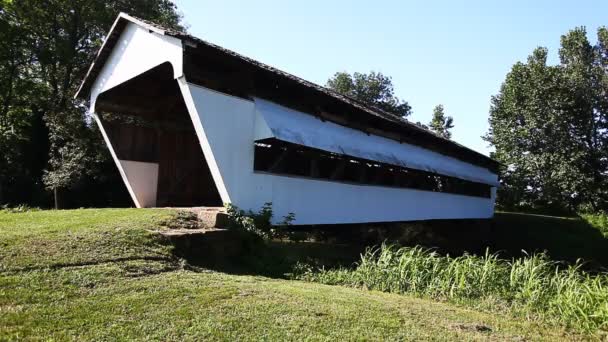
358, 165, 367, 183
269, 148, 289, 173
99, 112, 193, 132
310, 158, 320, 178
330, 159, 347, 180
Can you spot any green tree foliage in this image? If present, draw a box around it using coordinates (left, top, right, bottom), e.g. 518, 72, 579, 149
428, 104, 454, 139
326, 71, 412, 118
486, 27, 608, 213
0, 1, 46, 205
0, 0, 184, 207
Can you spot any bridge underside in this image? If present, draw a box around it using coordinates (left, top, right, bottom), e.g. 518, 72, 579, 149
94, 63, 222, 208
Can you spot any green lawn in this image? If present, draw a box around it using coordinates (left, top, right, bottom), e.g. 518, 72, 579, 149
0, 209, 592, 340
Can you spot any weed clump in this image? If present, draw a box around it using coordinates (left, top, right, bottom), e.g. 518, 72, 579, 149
225, 202, 295, 240
294, 244, 608, 334
1, 204, 41, 213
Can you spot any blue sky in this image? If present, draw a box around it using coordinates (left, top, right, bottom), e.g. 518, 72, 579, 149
173, 0, 607, 156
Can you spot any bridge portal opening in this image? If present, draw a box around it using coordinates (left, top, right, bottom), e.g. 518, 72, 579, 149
95, 63, 222, 207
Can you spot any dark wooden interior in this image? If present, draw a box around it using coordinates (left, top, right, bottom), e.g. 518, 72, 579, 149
95, 63, 222, 207
254, 139, 492, 198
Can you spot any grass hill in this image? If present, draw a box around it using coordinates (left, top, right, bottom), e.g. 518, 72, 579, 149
0, 209, 599, 340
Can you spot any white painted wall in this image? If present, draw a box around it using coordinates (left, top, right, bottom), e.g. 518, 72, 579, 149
89, 21, 183, 110
93, 114, 160, 208
120, 160, 159, 208
183, 83, 497, 225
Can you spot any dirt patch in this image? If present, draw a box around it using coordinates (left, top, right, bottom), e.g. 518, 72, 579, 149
449, 323, 493, 333
161, 210, 201, 230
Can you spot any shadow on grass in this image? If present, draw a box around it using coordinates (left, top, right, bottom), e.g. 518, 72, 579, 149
166, 230, 367, 278
349, 213, 608, 269
488, 212, 608, 268
170, 212, 608, 277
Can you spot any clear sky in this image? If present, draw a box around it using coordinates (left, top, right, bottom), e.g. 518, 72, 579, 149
173, 0, 607, 156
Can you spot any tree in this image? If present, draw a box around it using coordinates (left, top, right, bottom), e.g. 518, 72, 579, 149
0, 0, 184, 207
0, 0, 47, 205
485, 27, 608, 213
428, 104, 454, 139
326, 71, 411, 118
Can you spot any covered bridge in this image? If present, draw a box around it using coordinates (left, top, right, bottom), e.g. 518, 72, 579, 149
75, 13, 500, 225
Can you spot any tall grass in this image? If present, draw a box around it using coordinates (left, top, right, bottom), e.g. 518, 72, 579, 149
294, 244, 608, 333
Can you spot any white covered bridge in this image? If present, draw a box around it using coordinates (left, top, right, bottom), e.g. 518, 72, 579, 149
75, 13, 500, 225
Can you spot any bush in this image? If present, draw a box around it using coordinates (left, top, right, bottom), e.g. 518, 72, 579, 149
294, 244, 608, 333
1, 204, 41, 213
225, 202, 295, 240
221, 203, 298, 276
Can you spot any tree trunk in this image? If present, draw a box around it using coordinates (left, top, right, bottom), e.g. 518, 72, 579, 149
54, 187, 60, 210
